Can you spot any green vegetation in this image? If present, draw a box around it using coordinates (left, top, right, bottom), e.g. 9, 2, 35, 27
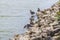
57, 12, 60, 15
56, 12, 60, 20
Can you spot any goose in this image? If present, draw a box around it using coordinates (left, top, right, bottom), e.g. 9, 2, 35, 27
24, 24, 33, 29
30, 10, 35, 15
37, 8, 40, 12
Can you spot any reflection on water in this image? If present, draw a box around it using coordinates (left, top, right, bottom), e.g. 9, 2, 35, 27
0, 0, 58, 40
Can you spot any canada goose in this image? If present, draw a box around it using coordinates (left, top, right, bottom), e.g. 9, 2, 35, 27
37, 8, 40, 12
30, 10, 35, 15
30, 16, 34, 21
24, 24, 33, 29
30, 16, 35, 25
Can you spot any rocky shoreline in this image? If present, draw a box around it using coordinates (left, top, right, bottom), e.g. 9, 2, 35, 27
10, 0, 60, 40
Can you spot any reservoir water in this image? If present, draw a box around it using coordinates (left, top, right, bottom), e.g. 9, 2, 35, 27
0, 0, 58, 40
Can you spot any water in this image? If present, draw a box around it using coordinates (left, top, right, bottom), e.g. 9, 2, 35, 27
0, 0, 58, 40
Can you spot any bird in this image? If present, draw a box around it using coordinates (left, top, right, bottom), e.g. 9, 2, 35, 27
37, 8, 40, 12
30, 16, 34, 21
24, 24, 33, 29
30, 10, 35, 15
